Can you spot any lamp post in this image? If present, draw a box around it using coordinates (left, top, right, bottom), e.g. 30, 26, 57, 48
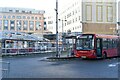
55, 0, 59, 57
58, 19, 67, 52
39, 23, 43, 39
16, 21, 20, 54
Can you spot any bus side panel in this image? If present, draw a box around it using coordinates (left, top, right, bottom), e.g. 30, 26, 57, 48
102, 49, 117, 57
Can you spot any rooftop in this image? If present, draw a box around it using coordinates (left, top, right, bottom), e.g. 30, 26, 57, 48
0, 7, 45, 14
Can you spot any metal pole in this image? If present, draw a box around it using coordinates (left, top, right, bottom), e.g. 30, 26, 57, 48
56, 0, 59, 57
62, 20, 64, 52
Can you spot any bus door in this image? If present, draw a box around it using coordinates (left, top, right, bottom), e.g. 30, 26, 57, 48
96, 38, 102, 57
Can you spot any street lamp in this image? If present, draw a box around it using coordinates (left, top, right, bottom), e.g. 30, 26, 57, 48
39, 23, 43, 38
55, 0, 59, 57
16, 21, 20, 54
58, 19, 67, 52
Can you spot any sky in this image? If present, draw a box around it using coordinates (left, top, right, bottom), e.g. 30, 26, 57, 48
0, 0, 72, 15
0, 0, 119, 14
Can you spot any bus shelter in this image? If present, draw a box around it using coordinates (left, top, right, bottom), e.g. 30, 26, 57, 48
0, 31, 50, 55
1, 39, 37, 54
64, 35, 76, 57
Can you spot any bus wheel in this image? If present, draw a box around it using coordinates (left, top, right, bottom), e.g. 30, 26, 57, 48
103, 53, 107, 59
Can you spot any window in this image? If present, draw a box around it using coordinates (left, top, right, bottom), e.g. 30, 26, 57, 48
73, 19, 74, 23
3, 16, 6, 19
17, 16, 21, 19
79, 16, 81, 20
17, 20, 21, 30
36, 21, 40, 30
29, 21, 34, 30
108, 39, 113, 49
8, 16, 11, 19
23, 21, 28, 30
39, 17, 41, 20
73, 11, 74, 15
22, 11, 25, 13
32, 17, 34, 20
102, 39, 108, 49
97, 39, 100, 48
35, 17, 37, 20
76, 18, 77, 21
4, 20, 8, 30
65, 16, 66, 19
65, 23, 67, 26
29, 11, 32, 13
9, 10, 13, 12
48, 21, 53, 24
23, 16, 26, 19
16, 10, 19, 12
27, 16, 30, 19
10, 20, 15, 30
112, 39, 117, 48
107, 6, 113, 22
12, 16, 15, 19
67, 13, 71, 18
44, 22, 47, 30
76, 35, 94, 50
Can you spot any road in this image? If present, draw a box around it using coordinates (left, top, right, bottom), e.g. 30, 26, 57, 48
1, 54, 119, 78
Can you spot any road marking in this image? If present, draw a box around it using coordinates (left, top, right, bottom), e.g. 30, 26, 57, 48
38, 57, 48, 61
108, 62, 120, 67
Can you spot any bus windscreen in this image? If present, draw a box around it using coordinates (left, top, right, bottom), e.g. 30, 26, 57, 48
76, 35, 94, 50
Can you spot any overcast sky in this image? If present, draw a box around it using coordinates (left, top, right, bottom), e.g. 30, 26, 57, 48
0, 0, 118, 14
0, 0, 72, 15
0, 0, 119, 18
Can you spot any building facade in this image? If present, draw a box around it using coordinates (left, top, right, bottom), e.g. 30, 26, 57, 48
117, 1, 120, 36
59, 0, 117, 35
45, 15, 56, 34
59, 0, 82, 33
0, 7, 45, 35
82, 0, 116, 34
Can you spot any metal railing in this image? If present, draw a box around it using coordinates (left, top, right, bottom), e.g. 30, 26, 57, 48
0, 60, 10, 78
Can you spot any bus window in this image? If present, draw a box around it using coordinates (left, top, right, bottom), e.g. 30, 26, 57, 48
108, 39, 113, 49
76, 35, 94, 50
102, 39, 108, 49
112, 39, 117, 48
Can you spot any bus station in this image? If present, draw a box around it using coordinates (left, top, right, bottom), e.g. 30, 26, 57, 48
0, 31, 52, 56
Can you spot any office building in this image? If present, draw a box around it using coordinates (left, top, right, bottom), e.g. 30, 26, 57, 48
59, 0, 117, 35
0, 7, 46, 35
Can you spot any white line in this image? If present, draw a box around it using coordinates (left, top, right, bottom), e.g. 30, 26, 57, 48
108, 62, 120, 67
37, 57, 48, 61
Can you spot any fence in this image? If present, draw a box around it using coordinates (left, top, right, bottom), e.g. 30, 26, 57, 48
0, 60, 10, 78
2, 47, 63, 56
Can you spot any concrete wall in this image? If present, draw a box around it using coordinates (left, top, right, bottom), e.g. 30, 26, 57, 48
83, 23, 116, 34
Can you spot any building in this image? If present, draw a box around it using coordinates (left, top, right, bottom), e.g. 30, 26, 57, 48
59, 0, 117, 35
82, 0, 116, 34
117, 1, 120, 36
45, 15, 55, 34
59, 0, 82, 33
0, 7, 46, 36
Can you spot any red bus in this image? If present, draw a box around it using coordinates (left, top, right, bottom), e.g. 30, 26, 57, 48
74, 34, 119, 59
